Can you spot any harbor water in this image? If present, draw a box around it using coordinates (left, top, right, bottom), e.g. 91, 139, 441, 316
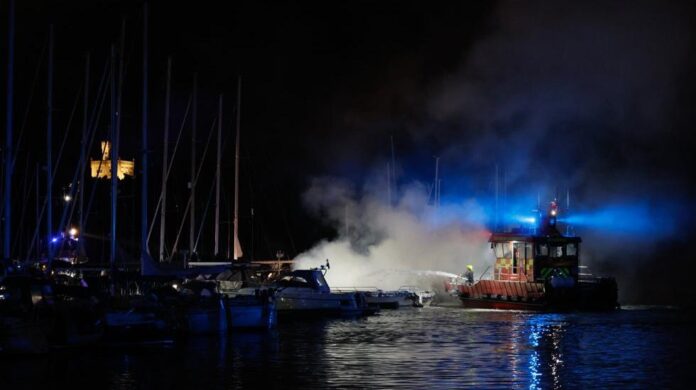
1, 306, 693, 389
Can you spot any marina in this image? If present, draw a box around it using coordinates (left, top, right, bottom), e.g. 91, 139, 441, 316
2, 0, 696, 388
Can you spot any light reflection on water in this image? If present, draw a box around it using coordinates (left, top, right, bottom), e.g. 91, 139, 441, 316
1, 307, 693, 389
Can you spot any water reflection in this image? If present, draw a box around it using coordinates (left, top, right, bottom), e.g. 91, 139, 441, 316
524, 314, 567, 389
1, 307, 693, 389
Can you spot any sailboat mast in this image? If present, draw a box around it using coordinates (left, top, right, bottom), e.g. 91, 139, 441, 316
46, 25, 54, 268
35, 164, 40, 260
233, 78, 241, 260
141, 2, 149, 259
111, 20, 126, 277
79, 53, 89, 258
214, 94, 222, 257
159, 57, 171, 262
3, 0, 15, 260
390, 135, 395, 206
387, 162, 391, 206
190, 73, 197, 257
77, 53, 90, 256
494, 164, 499, 231
434, 156, 440, 208
109, 44, 117, 275
502, 168, 507, 226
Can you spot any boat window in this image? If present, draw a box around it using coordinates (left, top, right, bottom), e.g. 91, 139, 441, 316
537, 243, 548, 256
525, 243, 533, 260
494, 243, 505, 258
567, 243, 577, 256
503, 243, 512, 259
550, 245, 564, 258
281, 276, 308, 284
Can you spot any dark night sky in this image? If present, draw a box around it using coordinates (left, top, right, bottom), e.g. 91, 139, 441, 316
3, 1, 696, 303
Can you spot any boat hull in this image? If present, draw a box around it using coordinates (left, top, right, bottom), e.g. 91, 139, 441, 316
226, 299, 277, 329
458, 278, 618, 311
180, 299, 228, 334
275, 289, 374, 317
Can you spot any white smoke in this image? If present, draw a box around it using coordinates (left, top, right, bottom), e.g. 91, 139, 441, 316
294, 177, 492, 290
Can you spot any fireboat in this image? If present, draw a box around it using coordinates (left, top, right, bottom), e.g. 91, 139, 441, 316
451, 200, 619, 311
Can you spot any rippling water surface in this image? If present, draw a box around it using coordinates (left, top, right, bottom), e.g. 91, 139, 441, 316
2, 306, 694, 389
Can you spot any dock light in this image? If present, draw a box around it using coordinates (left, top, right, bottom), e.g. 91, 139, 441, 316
69, 227, 78, 237
64, 194, 72, 202
172, 284, 179, 290
550, 209, 557, 216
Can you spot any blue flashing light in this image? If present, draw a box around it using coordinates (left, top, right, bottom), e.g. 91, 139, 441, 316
510, 214, 539, 226
51, 237, 59, 243
519, 216, 536, 224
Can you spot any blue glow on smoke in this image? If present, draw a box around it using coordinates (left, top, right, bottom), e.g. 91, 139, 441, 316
561, 202, 680, 237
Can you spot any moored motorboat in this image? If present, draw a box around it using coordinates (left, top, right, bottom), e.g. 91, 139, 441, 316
170, 279, 228, 335
272, 263, 377, 318
103, 290, 175, 341
0, 274, 53, 354
225, 289, 277, 329
216, 267, 277, 329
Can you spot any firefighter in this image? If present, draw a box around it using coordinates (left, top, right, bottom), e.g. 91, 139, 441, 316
464, 265, 474, 285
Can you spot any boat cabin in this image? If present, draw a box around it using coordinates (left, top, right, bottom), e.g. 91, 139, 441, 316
276, 270, 331, 293
490, 201, 581, 283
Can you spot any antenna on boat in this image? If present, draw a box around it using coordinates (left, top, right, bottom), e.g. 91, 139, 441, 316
565, 188, 573, 236
494, 164, 499, 231
502, 168, 507, 231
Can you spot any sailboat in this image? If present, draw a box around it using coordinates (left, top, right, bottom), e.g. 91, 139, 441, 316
217, 78, 277, 329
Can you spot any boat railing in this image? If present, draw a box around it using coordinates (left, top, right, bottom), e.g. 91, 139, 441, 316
332, 287, 381, 293
578, 265, 596, 282
493, 267, 529, 281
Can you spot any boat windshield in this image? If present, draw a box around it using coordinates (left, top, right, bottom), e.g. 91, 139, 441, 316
567, 243, 577, 256
550, 245, 564, 258
277, 275, 310, 288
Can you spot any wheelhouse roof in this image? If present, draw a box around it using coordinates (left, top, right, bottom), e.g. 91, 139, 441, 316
489, 232, 582, 244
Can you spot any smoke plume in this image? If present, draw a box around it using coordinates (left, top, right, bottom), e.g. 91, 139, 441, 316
296, 1, 695, 304
294, 177, 491, 291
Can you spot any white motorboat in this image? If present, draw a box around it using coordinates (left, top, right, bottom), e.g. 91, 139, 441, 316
272, 266, 375, 317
